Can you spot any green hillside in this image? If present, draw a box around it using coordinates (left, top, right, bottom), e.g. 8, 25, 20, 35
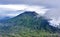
0, 11, 60, 37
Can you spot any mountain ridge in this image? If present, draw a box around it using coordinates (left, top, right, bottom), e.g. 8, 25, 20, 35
3, 11, 60, 33
0, 11, 60, 37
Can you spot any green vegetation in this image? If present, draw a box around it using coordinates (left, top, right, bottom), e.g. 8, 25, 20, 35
1, 29, 60, 37
0, 11, 60, 37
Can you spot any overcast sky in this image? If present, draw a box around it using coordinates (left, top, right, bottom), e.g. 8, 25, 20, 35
0, 0, 60, 17
0, 0, 60, 26
0, 0, 59, 17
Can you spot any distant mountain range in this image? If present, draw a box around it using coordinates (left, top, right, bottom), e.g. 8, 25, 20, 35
0, 17, 11, 23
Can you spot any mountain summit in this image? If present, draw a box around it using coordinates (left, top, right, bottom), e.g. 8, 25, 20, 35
3, 11, 59, 33
0, 11, 60, 37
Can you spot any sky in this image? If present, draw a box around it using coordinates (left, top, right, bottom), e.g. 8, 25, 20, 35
0, 5, 48, 17
0, 0, 60, 26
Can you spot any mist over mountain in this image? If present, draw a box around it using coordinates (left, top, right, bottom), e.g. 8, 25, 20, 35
0, 11, 59, 37
0, 9, 59, 27
44, 10, 60, 27
0, 0, 60, 37
2, 11, 59, 33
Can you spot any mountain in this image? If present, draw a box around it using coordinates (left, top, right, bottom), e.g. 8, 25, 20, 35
0, 11, 60, 37
4, 11, 60, 33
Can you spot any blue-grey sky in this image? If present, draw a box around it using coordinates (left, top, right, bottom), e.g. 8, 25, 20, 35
0, 5, 48, 17
0, 0, 59, 8
0, 0, 60, 26
0, 0, 59, 19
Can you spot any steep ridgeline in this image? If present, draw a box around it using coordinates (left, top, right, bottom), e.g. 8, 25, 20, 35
3, 11, 60, 34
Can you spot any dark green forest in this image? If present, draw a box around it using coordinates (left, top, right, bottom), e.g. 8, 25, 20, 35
0, 11, 60, 37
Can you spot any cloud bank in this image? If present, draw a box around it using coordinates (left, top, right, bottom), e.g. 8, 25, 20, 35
0, 5, 48, 17
0, 0, 60, 26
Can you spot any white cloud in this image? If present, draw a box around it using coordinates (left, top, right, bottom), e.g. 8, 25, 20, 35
0, 4, 49, 16
0, 5, 27, 10
44, 8, 60, 26
0, 0, 60, 26
49, 18, 60, 27
25, 6, 48, 15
